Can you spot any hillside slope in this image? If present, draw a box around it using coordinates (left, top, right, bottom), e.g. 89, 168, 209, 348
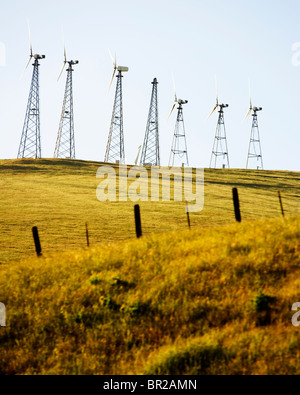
0, 216, 300, 375
0, 158, 299, 264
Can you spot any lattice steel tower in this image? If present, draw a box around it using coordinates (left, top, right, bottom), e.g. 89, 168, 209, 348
168, 76, 189, 167
140, 78, 160, 166
207, 79, 230, 169
169, 100, 189, 167
18, 27, 45, 159
105, 52, 128, 164
246, 106, 264, 170
209, 104, 230, 169
54, 43, 79, 159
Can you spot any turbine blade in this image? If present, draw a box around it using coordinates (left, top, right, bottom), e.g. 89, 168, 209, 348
21, 56, 32, 79
207, 105, 218, 121
27, 20, 32, 56
107, 69, 117, 95
215, 74, 218, 105
63, 37, 67, 62
249, 79, 252, 109
61, 26, 67, 62
108, 48, 114, 63
57, 62, 66, 81
108, 48, 116, 68
244, 108, 251, 121
135, 145, 142, 165
172, 73, 177, 102
168, 103, 176, 120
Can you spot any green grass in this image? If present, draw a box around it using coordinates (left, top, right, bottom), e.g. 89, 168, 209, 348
0, 158, 299, 264
0, 216, 299, 374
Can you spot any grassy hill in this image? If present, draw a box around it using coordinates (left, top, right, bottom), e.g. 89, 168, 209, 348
0, 216, 299, 374
0, 158, 299, 264
0, 159, 299, 374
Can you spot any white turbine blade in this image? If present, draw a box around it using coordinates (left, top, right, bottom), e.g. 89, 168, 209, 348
248, 78, 252, 109
108, 48, 116, 68
61, 26, 67, 62
27, 19, 33, 56
172, 73, 177, 102
25, 56, 32, 70
21, 20, 33, 79
57, 62, 66, 81
244, 108, 251, 121
63, 36, 67, 62
168, 103, 176, 120
108, 48, 114, 63
243, 79, 252, 122
206, 105, 218, 121
21, 56, 32, 79
107, 69, 117, 95
135, 145, 142, 165
215, 74, 218, 105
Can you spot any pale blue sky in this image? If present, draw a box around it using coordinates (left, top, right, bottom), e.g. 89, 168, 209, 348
0, 0, 299, 170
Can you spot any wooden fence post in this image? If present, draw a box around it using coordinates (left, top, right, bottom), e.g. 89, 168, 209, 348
232, 188, 242, 223
186, 202, 191, 229
134, 205, 142, 238
278, 191, 285, 217
32, 226, 42, 257
86, 222, 90, 247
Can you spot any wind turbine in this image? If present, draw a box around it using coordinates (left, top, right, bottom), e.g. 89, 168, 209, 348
18, 21, 45, 159
244, 82, 264, 170
54, 35, 79, 159
168, 74, 189, 167
207, 76, 230, 169
104, 50, 128, 164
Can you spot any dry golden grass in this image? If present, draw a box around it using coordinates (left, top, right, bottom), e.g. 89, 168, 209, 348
0, 216, 299, 374
0, 158, 299, 264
